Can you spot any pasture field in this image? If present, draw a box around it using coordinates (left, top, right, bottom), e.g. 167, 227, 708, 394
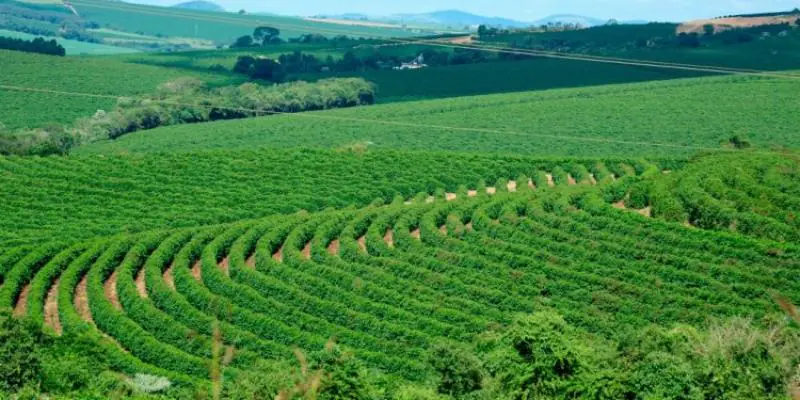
0, 29, 139, 55
0, 50, 240, 129
79, 74, 800, 156
68, 0, 422, 43
0, 150, 797, 397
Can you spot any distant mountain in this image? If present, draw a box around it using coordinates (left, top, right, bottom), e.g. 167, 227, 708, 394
172, 1, 225, 12
387, 10, 532, 28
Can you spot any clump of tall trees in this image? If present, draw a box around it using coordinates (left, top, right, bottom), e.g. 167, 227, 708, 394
0, 35, 65, 56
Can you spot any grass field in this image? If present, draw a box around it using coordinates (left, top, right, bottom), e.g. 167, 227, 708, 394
78, 74, 800, 157
0, 29, 140, 55
0, 50, 241, 129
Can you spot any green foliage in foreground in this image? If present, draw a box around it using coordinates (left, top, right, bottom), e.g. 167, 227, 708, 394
80, 74, 800, 157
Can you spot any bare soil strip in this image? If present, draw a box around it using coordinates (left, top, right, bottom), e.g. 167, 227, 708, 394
75, 275, 93, 323
13, 284, 30, 317
567, 175, 577, 185
245, 254, 256, 269
425, 196, 436, 204
44, 278, 62, 334
410, 228, 421, 239
327, 240, 340, 256
445, 193, 457, 201
272, 246, 284, 263
135, 268, 148, 298
466, 222, 474, 231
546, 174, 555, 187
612, 200, 627, 210
486, 187, 497, 195
103, 270, 122, 311
384, 229, 394, 247
163, 264, 176, 290
637, 207, 653, 218
439, 225, 448, 235
528, 179, 536, 190
507, 181, 518, 192
610, 174, 618, 181
217, 257, 230, 276
357, 236, 367, 253
301, 243, 312, 260
467, 190, 478, 197
589, 174, 598, 185
191, 260, 202, 282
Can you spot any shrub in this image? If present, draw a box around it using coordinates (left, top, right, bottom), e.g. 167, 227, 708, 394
0, 310, 42, 392
426, 341, 484, 396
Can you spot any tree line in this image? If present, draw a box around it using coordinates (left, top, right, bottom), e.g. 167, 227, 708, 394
0, 77, 376, 156
0, 35, 65, 56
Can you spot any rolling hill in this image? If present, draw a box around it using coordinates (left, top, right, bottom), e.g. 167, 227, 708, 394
172, 0, 225, 12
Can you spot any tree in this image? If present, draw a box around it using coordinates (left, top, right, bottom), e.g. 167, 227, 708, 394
238, 9, 246, 14
677, 32, 701, 47
233, 55, 256, 74
251, 58, 286, 82
426, 342, 483, 396
0, 310, 43, 392
231, 35, 253, 48
703, 23, 715, 36
253, 26, 280, 45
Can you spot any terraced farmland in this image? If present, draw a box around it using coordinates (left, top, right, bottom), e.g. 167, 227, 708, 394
1, 152, 798, 396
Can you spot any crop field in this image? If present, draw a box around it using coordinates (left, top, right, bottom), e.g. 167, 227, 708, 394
0, 50, 240, 129
0, 29, 140, 55
79, 74, 800, 156
0, 151, 797, 393
68, 0, 422, 43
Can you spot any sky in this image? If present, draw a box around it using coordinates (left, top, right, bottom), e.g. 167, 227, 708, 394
136, 0, 800, 22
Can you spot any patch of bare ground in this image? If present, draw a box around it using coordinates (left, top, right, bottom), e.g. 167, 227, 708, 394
191, 260, 202, 282
13, 284, 30, 317
163, 264, 176, 290
246, 254, 256, 269
678, 15, 799, 34
439, 225, 448, 235
410, 228, 421, 239
466, 222, 474, 231
610, 174, 617, 181
44, 278, 62, 334
327, 239, 340, 256
273, 246, 284, 263
425, 196, 435, 204
637, 207, 653, 218
103, 270, 122, 311
384, 229, 394, 247
612, 200, 627, 210
135, 268, 148, 298
546, 174, 555, 187
75, 274, 93, 323
357, 236, 367, 253
487, 187, 497, 195
528, 179, 535, 190
303, 17, 403, 29
663, 170, 672, 175
567, 175, 577, 185
302, 243, 311, 260
589, 174, 598, 185
445, 193, 457, 201
507, 181, 517, 192
467, 190, 478, 197
218, 257, 229, 276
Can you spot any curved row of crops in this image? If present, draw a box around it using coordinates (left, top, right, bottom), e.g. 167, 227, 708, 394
1, 153, 797, 388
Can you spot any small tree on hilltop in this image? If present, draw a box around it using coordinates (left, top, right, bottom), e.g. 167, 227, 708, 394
703, 23, 715, 36
232, 35, 254, 48
253, 26, 281, 45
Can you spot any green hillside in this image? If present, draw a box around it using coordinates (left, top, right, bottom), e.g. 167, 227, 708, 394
0, 29, 139, 55
0, 150, 797, 397
79, 74, 800, 157
0, 50, 240, 129
69, 0, 422, 43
